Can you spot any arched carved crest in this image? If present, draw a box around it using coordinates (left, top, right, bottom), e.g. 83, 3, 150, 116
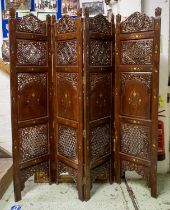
89, 14, 112, 35
120, 12, 154, 33
16, 13, 46, 34
56, 15, 77, 34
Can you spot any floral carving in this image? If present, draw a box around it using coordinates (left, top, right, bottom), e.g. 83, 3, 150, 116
121, 39, 153, 65
89, 14, 112, 35
21, 162, 49, 187
58, 161, 77, 183
56, 40, 77, 65
17, 73, 47, 92
57, 73, 78, 90
121, 160, 149, 179
121, 73, 152, 92
16, 14, 46, 34
91, 162, 110, 182
121, 12, 154, 33
56, 15, 77, 34
90, 40, 111, 66
16, 40, 47, 66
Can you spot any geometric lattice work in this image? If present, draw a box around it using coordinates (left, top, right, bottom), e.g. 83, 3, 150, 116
58, 125, 77, 160
121, 123, 150, 160
121, 39, 153, 65
90, 40, 112, 66
19, 124, 48, 162
90, 124, 110, 161
16, 40, 47, 66
56, 40, 77, 65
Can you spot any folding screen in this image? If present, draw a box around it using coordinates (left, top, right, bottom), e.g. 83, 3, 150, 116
83, 9, 115, 200
9, 9, 53, 201
9, 7, 161, 202
114, 8, 161, 197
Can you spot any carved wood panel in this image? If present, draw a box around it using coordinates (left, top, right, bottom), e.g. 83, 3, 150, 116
83, 11, 114, 201
53, 13, 84, 201
115, 8, 161, 198
9, 10, 52, 202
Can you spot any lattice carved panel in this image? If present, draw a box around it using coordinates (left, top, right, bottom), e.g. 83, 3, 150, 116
58, 161, 77, 183
89, 14, 112, 35
121, 160, 149, 178
56, 40, 77, 65
58, 125, 77, 160
16, 40, 47, 66
56, 73, 78, 121
56, 15, 77, 34
121, 12, 154, 33
121, 73, 151, 119
121, 73, 151, 92
90, 124, 110, 161
21, 162, 49, 186
121, 123, 150, 159
17, 73, 47, 121
90, 40, 112, 66
90, 73, 111, 120
121, 39, 153, 65
16, 14, 46, 34
91, 162, 110, 182
19, 124, 48, 162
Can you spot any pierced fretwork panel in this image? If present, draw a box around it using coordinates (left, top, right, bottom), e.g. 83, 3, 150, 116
58, 125, 77, 160
89, 14, 112, 35
89, 40, 112, 66
56, 40, 78, 65
120, 12, 154, 33
121, 160, 149, 179
16, 40, 47, 66
90, 73, 112, 121
90, 124, 110, 161
91, 161, 110, 182
58, 161, 77, 184
17, 73, 47, 121
56, 73, 78, 121
19, 124, 48, 162
21, 161, 49, 187
16, 14, 46, 34
121, 39, 153, 65
121, 123, 150, 160
121, 72, 151, 119
56, 15, 77, 34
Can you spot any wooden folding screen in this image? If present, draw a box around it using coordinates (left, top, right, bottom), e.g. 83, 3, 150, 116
9, 9, 53, 201
83, 10, 114, 200
114, 8, 161, 197
9, 7, 161, 202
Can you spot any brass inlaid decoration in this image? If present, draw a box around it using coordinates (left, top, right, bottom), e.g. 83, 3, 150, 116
128, 89, 142, 108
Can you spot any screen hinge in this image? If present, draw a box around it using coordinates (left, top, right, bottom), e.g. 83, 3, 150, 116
83, 129, 86, 139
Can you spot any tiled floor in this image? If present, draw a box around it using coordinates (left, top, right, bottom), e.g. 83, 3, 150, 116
0, 173, 170, 210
